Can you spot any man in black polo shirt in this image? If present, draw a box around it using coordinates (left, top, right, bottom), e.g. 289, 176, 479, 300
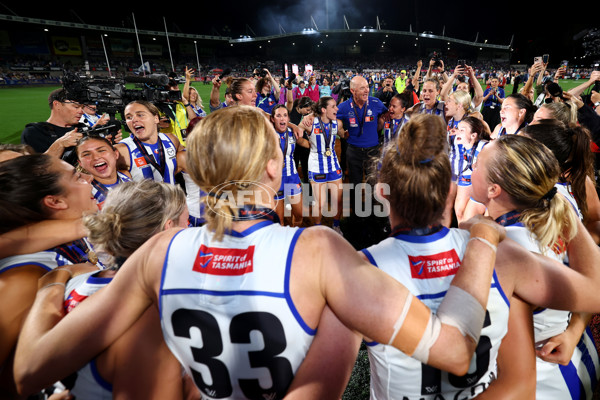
21, 88, 84, 157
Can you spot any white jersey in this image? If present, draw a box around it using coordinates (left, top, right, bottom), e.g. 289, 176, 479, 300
182, 171, 206, 226
307, 116, 341, 174
0, 250, 73, 275
556, 181, 583, 221
362, 226, 510, 400
277, 127, 299, 177
382, 116, 409, 147
450, 140, 488, 187
63, 271, 113, 399
120, 132, 178, 184
91, 171, 132, 209
159, 222, 315, 400
502, 216, 600, 399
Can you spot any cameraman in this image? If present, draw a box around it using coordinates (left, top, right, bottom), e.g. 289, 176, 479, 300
255, 68, 281, 115
374, 76, 397, 108
158, 72, 188, 147
21, 88, 84, 158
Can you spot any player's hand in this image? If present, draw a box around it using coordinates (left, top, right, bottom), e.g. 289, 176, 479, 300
459, 215, 506, 243
185, 66, 195, 81
536, 330, 579, 366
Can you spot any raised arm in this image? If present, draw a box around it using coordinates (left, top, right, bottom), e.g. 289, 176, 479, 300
412, 60, 423, 92
440, 67, 461, 101
210, 76, 223, 109
520, 62, 543, 100
568, 70, 600, 98
266, 69, 281, 101
182, 66, 194, 104
468, 66, 484, 108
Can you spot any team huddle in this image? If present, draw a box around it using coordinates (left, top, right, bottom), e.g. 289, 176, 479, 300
2, 62, 600, 400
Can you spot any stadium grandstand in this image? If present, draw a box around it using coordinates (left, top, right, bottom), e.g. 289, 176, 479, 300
0, 12, 513, 84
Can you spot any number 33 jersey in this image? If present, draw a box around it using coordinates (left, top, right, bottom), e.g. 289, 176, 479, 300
159, 222, 314, 400
362, 227, 510, 400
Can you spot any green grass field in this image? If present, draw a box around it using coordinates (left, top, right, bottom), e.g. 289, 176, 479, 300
0, 79, 586, 146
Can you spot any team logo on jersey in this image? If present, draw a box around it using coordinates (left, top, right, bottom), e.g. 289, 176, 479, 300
64, 290, 89, 314
408, 249, 461, 279
166, 147, 176, 158
134, 157, 147, 167
193, 244, 255, 276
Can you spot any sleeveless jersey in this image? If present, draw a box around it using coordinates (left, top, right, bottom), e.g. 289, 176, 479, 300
189, 104, 207, 118
120, 133, 178, 184
159, 222, 315, 400
307, 117, 341, 174
277, 128, 299, 177
91, 171, 132, 208
382, 116, 409, 147
451, 140, 488, 187
182, 171, 206, 227
416, 101, 446, 120
0, 237, 102, 274
63, 271, 114, 399
556, 182, 584, 221
500, 214, 600, 400
0, 250, 73, 275
497, 123, 527, 137
362, 226, 510, 400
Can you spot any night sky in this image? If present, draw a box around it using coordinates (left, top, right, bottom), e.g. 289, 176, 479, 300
1, 1, 596, 65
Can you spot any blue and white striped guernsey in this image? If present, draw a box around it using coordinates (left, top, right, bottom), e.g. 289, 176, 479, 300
120, 132, 178, 184
307, 116, 341, 174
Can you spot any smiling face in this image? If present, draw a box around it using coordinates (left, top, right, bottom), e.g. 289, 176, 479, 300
77, 138, 119, 183
388, 97, 406, 119
500, 97, 525, 128
124, 102, 160, 143
350, 76, 370, 104
421, 81, 439, 108
49, 157, 98, 218
271, 107, 290, 133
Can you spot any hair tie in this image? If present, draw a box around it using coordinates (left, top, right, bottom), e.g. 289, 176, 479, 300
541, 186, 557, 202
419, 158, 433, 164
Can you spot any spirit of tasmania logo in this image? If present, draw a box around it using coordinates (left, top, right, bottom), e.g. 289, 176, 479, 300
408, 249, 461, 279
193, 244, 255, 276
